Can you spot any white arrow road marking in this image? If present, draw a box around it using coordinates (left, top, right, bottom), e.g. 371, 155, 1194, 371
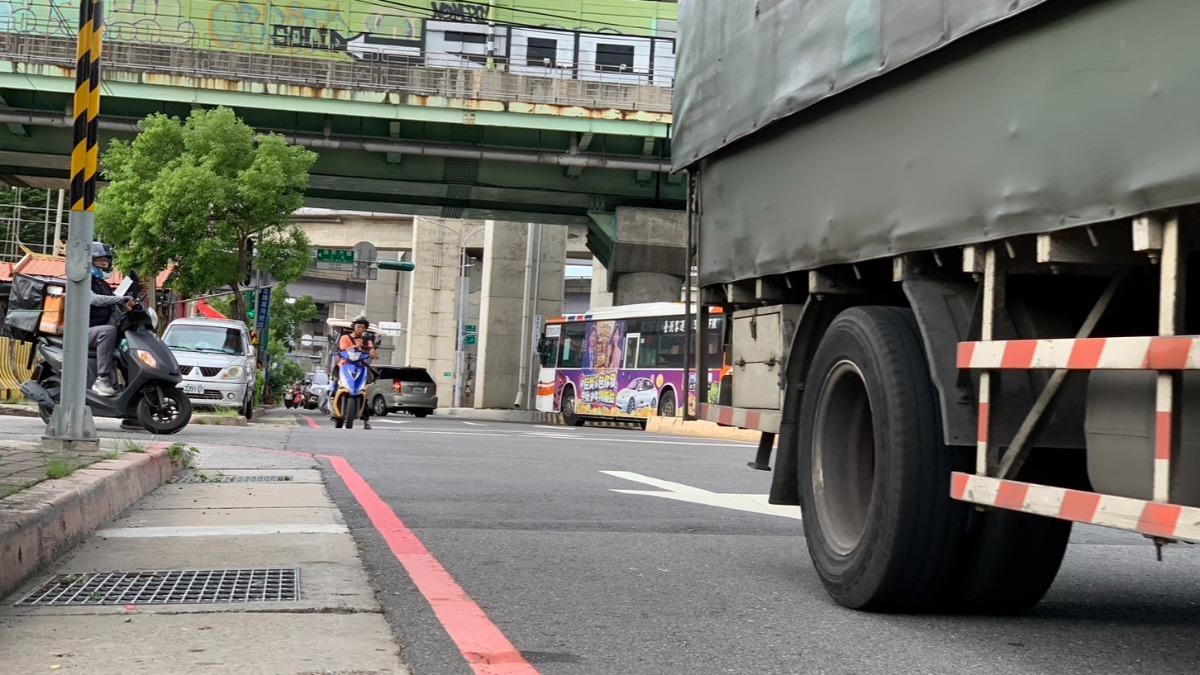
601, 471, 802, 520
462, 421, 486, 426
374, 419, 409, 425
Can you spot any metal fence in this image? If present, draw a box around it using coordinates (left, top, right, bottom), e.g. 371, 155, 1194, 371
0, 337, 34, 401
0, 32, 674, 114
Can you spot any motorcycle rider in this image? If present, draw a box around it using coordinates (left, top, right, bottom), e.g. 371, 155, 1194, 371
337, 315, 377, 430
87, 242, 134, 397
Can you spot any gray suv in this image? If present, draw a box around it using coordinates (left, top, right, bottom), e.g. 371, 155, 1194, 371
368, 366, 437, 418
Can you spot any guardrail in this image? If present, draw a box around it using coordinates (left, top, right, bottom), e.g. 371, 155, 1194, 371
0, 32, 674, 114
0, 337, 34, 401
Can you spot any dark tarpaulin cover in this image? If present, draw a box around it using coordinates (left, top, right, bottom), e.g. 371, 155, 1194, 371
683, 0, 1200, 287
672, 0, 1049, 170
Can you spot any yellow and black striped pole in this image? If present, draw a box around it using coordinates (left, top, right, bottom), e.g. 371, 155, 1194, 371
50, 0, 103, 442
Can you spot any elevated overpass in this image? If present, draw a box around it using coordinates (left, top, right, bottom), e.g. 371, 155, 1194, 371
0, 1, 682, 265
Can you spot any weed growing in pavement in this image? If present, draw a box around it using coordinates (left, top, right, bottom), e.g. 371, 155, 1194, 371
45, 458, 78, 479
203, 407, 239, 418
168, 442, 200, 470
119, 440, 147, 454
101, 449, 122, 460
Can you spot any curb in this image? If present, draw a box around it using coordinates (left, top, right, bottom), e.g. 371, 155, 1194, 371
0, 443, 175, 599
645, 417, 765, 444
0, 405, 38, 418
192, 415, 248, 426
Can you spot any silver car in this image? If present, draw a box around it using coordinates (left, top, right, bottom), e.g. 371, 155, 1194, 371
367, 366, 437, 418
163, 318, 256, 418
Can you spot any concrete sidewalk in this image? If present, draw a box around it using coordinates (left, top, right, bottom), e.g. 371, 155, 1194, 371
0, 444, 408, 674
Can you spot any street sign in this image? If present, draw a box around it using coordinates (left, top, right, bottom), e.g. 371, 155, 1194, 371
315, 248, 354, 264
353, 241, 378, 263
255, 287, 272, 368
378, 321, 406, 336
464, 324, 477, 334
352, 262, 379, 281
462, 334, 477, 346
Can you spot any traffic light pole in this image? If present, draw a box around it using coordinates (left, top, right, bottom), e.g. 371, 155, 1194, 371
48, 0, 103, 445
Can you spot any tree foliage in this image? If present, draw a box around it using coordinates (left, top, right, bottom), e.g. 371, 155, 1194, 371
96, 107, 317, 319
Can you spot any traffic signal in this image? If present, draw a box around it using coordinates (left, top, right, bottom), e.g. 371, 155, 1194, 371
377, 260, 416, 272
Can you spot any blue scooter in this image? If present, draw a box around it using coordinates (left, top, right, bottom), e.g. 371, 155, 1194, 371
331, 346, 370, 429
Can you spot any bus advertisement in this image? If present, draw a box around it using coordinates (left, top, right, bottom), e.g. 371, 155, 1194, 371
535, 303, 724, 425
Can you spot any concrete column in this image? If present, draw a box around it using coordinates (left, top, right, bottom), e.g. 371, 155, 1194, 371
405, 218, 462, 404
475, 222, 566, 409
604, 207, 687, 306
613, 272, 681, 305
363, 251, 411, 365
590, 258, 613, 309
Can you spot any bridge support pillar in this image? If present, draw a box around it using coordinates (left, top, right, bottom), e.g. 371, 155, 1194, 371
475, 222, 566, 409
605, 207, 687, 305
364, 251, 411, 365
404, 219, 464, 402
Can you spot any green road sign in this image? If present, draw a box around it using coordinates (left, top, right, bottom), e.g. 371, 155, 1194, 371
462, 334, 477, 346
464, 324, 478, 334
378, 260, 416, 272
316, 248, 354, 264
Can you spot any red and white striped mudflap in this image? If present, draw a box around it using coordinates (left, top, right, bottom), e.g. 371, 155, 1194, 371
957, 336, 1200, 371
950, 472, 1200, 544
696, 403, 782, 434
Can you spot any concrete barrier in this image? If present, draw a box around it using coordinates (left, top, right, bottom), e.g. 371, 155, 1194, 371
0, 443, 174, 599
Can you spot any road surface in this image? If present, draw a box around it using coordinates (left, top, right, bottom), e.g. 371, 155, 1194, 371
3, 411, 1198, 674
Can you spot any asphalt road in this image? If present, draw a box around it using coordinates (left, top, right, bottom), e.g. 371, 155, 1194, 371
6, 411, 1200, 674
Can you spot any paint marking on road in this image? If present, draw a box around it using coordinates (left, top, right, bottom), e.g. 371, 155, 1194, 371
324, 454, 538, 675
374, 419, 409, 425
96, 524, 349, 538
341, 426, 748, 447
535, 425, 569, 431
462, 421, 486, 426
601, 470, 802, 520
305, 416, 321, 430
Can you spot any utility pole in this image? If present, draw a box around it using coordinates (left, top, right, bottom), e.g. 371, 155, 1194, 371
47, 0, 103, 445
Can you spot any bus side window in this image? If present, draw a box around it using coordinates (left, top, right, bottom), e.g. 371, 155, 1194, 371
560, 324, 585, 368
538, 337, 560, 368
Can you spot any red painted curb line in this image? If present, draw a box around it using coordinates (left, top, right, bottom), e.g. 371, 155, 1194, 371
305, 416, 320, 430
323, 454, 538, 675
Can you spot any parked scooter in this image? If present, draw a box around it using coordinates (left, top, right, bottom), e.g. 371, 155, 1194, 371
330, 345, 370, 429
23, 301, 192, 435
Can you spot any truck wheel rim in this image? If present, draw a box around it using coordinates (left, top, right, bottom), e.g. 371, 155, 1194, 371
812, 360, 876, 556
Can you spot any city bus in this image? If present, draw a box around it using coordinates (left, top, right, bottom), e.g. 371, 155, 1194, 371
535, 303, 725, 425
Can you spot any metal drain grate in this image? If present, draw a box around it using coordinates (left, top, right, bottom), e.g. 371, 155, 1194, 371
169, 473, 294, 484
15, 569, 300, 606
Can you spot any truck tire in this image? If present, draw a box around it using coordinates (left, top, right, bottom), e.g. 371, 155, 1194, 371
799, 306, 966, 612
951, 451, 1079, 614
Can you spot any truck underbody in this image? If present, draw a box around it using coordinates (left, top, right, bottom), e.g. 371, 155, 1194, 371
677, 0, 1200, 612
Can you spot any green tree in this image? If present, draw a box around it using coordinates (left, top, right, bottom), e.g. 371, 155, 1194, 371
96, 107, 317, 319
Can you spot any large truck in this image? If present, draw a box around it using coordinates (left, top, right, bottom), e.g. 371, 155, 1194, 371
675, 0, 1200, 613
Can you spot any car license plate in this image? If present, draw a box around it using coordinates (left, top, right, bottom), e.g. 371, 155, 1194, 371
183, 383, 204, 395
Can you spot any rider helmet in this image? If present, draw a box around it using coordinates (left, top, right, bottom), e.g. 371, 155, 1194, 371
90, 241, 115, 281
351, 314, 369, 328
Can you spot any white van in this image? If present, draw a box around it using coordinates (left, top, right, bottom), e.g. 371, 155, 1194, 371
163, 317, 256, 418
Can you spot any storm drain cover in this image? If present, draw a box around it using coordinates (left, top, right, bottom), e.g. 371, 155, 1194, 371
169, 473, 294, 484
15, 569, 300, 606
